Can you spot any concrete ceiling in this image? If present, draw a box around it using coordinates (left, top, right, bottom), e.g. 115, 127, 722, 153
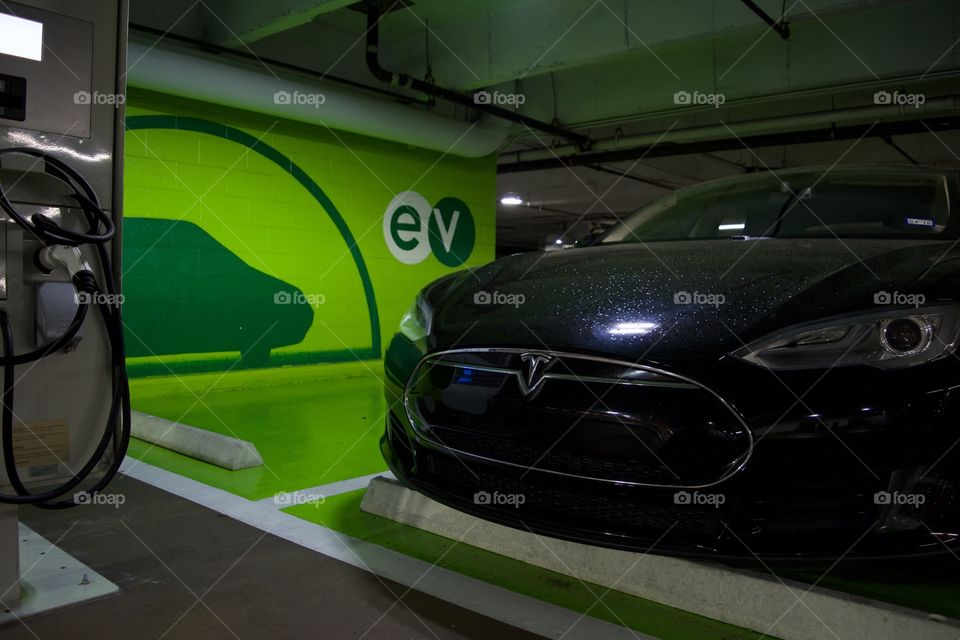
496, 128, 960, 252
129, 0, 960, 252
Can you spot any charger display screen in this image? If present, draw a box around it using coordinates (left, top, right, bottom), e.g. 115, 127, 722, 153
0, 13, 43, 62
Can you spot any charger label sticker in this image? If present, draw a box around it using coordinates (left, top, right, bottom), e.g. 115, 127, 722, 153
12, 420, 69, 466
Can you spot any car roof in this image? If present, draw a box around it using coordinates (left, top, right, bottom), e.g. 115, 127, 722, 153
680, 164, 960, 193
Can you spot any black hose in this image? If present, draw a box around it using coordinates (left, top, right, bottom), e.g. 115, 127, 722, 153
0, 148, 115, 246
0, 301, 129, 507
0, 275, 91, 366
0, 147, 130, 508
28, 302, 130, 511
0, 310, 15, 486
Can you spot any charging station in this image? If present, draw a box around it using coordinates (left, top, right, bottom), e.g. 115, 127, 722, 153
0, 0, 129, 618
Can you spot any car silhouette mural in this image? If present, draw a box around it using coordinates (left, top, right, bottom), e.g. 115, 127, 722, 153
123, 218, 314, 367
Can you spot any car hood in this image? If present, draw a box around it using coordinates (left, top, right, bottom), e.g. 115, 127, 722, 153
428, 238, 960, 363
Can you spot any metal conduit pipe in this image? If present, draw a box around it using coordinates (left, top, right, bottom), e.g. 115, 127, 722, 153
498, 97, 960, 168
363, 0, 590, 149
498, 114, 960, 172
126, 39, 511, 158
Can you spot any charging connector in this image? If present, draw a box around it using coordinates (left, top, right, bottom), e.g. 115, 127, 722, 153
36, 245, 92, 278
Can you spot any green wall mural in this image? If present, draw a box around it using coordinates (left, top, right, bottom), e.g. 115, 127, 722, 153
124, 218, 314, 367
122, 93, 495, 376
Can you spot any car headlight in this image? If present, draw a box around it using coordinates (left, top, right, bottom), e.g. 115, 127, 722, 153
398, 293, 433, 342
733, 305, 960, 370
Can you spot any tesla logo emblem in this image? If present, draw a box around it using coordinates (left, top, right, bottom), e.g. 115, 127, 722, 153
518, 352, 553, 397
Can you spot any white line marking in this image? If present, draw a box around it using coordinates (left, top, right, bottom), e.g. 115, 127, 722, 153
119, 458, 650, 640
257, 470, 396, 508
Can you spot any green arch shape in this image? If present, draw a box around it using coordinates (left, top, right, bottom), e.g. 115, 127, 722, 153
125, 115, 381, 357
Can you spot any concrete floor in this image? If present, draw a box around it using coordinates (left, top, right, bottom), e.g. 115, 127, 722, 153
4, 476, 542, 640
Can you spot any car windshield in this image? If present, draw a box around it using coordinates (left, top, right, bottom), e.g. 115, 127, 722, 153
599, 169, 954, 244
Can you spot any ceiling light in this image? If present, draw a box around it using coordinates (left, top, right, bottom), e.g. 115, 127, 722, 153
608, 321, 658, 335
500, 194, 523, 206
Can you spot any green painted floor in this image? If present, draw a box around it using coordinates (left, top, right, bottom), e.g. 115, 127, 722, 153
285, 489, 767, 640
127, 361, 960, 634
782, 563, 960, 620
128, 361, 390, 500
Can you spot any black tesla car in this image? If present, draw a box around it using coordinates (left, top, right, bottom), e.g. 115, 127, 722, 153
381, 165, 960, 559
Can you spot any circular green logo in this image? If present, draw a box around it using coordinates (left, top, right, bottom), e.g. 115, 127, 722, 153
384, 191, 475, 266
428, 197, 475, 267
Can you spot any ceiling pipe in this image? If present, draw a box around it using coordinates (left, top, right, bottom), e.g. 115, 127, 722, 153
364, 0, 591, 148
125, 39, 510, 158
881, 135, 920, 165
498, 114, 960, 172
584, 164, 681, 190
739, 0, 791, 39
497, 97, 960, 169
128, 23, 420, 106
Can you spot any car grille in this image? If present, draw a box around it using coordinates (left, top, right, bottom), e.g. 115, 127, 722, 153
404, 348, 752, 488
431, 428, 673, 484
422, 451, 723, 537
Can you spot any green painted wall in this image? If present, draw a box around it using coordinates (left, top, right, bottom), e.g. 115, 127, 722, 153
122, 90, 496, 376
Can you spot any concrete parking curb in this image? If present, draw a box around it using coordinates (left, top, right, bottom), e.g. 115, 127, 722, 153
131, 411, 263, 470
361, 476, 960, 640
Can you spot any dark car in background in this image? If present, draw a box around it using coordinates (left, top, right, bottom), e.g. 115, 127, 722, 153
381, 165, 960, 559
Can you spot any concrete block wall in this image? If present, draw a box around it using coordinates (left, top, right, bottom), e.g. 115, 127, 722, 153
121, 90, 496, 376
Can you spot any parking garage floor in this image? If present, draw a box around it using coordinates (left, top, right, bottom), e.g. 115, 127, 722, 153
12, 476, 541, 640
9, 361, 960, 639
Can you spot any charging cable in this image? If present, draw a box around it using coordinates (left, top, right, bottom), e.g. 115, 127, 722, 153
0, 147, 130, 509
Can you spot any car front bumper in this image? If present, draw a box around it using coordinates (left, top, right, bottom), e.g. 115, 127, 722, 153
381, 340, 960, 560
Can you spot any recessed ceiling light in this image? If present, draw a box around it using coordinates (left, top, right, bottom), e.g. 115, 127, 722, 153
608, 321, 658, 335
